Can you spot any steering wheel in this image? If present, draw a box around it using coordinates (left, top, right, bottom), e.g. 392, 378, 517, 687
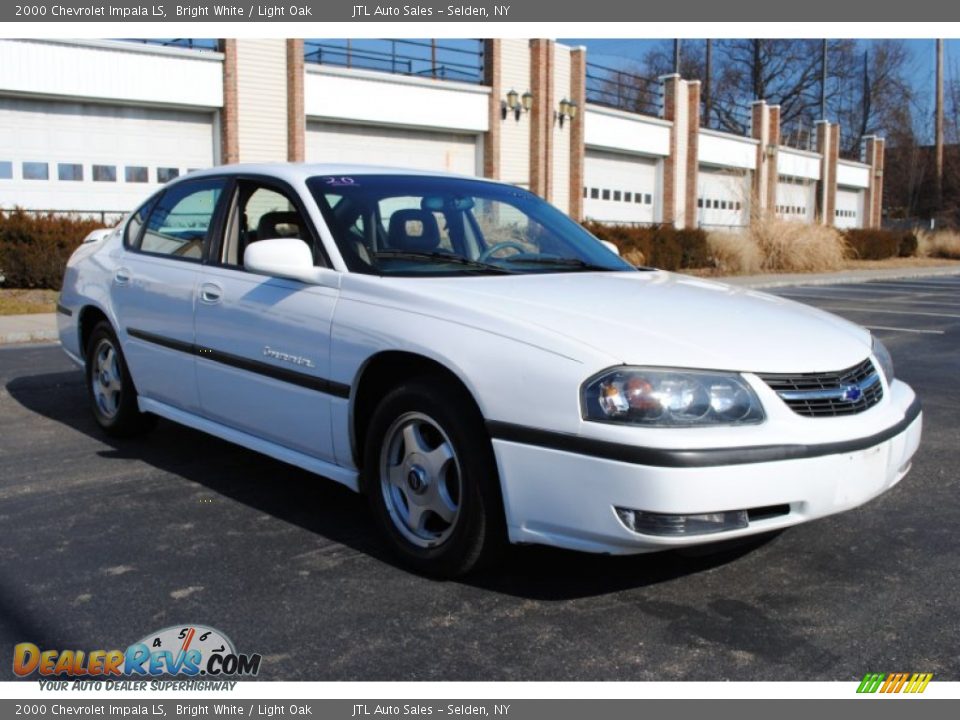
478, 241, 528, 262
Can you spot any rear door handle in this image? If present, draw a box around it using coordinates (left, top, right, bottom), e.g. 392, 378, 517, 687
199, 282, 223, 304
115, 268, 132, 285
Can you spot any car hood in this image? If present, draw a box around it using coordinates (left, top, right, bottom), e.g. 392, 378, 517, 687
363, 270, 873, 373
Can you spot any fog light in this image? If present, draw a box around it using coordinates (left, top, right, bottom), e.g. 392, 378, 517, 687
615, 507, 749, 536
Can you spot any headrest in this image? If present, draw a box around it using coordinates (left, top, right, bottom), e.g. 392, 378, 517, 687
387, 209, 440, 253
256, 211, 301, 241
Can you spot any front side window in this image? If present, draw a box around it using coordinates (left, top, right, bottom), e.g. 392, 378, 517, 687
308, 175, 636, 277
220, 183, 313, 267
0, 161, 12, 179
139, 179, 226, 259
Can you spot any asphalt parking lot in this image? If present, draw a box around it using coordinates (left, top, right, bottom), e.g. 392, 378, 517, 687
1, 275, 958, 682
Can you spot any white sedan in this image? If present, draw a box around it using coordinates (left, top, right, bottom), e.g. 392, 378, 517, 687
57, 164, 922, 576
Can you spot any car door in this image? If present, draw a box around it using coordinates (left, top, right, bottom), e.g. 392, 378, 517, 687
112, 177, 229, 413
194, 177, 341, 463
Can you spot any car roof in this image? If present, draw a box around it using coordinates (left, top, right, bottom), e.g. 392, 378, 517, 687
176, 163, 500, 186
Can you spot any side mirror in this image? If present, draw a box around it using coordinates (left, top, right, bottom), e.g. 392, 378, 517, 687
600, 240, 621, 256
244, 238, 339, 288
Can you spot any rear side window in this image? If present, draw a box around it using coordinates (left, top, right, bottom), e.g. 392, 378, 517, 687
125, 199, 154, 249
139, 179, 226, 260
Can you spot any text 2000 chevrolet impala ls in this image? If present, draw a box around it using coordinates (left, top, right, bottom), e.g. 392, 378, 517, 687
57, 164, 922, 576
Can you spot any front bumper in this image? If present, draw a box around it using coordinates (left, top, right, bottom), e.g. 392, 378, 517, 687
492, 396, 922, 555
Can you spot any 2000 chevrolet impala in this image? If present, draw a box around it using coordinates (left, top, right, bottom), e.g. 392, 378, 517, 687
58, 164, 922, 576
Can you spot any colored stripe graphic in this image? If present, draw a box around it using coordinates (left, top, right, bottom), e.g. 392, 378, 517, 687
857, 672, 932, 694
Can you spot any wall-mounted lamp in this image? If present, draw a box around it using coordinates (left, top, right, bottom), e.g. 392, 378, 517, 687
765, 144, 777, 159
502, 89, 533, 121
874, 169, 883, 179
555, 98, 578, 128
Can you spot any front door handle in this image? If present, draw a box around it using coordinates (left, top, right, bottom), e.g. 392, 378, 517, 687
199, 282, 223, 305
115, 268, 132, 285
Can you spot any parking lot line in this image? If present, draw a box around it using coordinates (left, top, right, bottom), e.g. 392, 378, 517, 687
817, 306, 960, 319
776, 293, 960, 307
862, 325, 946, 335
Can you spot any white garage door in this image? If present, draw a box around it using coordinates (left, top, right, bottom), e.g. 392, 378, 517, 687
0, 97, 215, 216
835, 187, 864, 229
306, 122, 479, 176
583, 149, 658, 224
697, 167, 749, 228
776, 176, 816, 222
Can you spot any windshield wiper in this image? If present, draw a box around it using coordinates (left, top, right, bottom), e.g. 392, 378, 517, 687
373, 250, 513, 274
502, 256, 616, 272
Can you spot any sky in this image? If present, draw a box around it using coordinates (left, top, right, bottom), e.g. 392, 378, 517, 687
560, 38, 958, 99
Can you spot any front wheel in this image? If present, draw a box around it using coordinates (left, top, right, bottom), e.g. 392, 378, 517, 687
363, 378, 504, 577
85, 321, 155, 437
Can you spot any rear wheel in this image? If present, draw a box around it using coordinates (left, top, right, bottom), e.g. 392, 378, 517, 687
363, 378, 504, 577
85, 321, 155, 437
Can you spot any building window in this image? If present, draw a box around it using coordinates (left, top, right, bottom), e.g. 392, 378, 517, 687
736, 201, 742, 211
697, 198, 703, 208
635, 193, 642, 203
625, 192, 632, 203
93, 165, 117, 182
590, 188, 599, 199
126, 166, 149, 183
58, 163, 84, 181
583, 186, 588, 198
644, 194, 652, 205
157, 167, 180, 184
23, 162, 49, 180
613, 190, 622, 202
602, 189, 610, 200
0, 161, 11, 179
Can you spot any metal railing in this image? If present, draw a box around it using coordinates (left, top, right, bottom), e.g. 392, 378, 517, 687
780, 120, 818, 152
304, 39, 485, 84
121, 39, 219, 51
702, 100, 753, 137
585, 62, 661, 116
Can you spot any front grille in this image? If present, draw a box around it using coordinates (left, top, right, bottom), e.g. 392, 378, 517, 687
758, 358, 883, 417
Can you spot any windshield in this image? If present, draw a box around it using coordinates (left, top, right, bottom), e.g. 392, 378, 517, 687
307, 175, 636, 276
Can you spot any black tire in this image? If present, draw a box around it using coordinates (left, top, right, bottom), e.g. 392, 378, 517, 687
85, 321, 155, 437
362, 377, 505, 578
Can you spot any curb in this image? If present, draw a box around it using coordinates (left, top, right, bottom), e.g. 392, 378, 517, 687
718, 266, 960, 290
0, 329, 59, 345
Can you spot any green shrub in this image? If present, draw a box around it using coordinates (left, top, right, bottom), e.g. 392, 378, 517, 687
582, 222, 710, 271
0, 208, 104, 289
843, 229, 917, 260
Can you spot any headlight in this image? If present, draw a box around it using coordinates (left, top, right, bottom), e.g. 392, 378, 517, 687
872, 336, 895, 384
581, 367, 765, 427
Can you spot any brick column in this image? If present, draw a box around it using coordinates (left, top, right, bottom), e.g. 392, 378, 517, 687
568, 47, 586, 221
483, 39, 502, 180
751, 100, 770, 215
660, 74, 682, 227
815, 120, 839, 226
220, 39, 239, 165
766, 105, 781, 212
862, 136, 885, 229
286, 39, 305, 163
684, 81, 701, 229
529, 39, 554, 200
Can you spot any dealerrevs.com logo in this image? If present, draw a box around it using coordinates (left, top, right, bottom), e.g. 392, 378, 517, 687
13, 625, 261, 681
